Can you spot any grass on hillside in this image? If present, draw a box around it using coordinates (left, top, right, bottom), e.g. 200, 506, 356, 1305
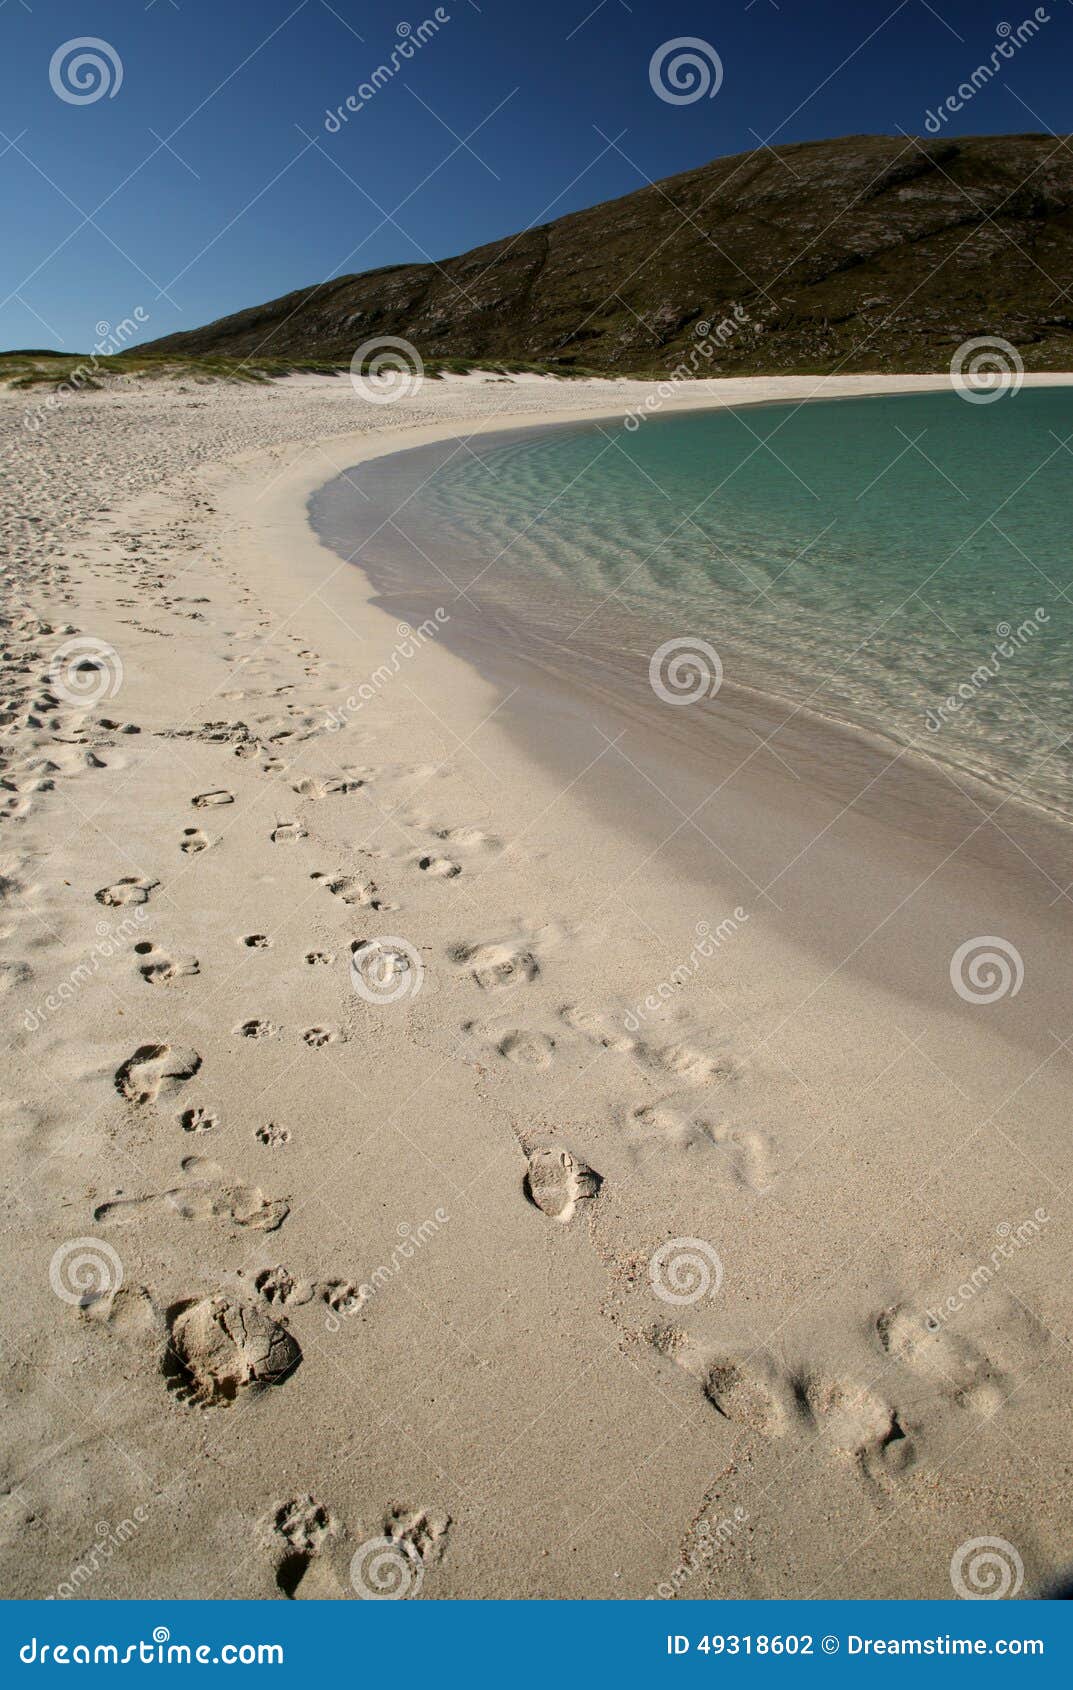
0, 350, 608, 392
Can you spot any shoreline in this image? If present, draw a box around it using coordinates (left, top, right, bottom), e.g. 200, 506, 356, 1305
2, 371, 1071, 1601
309, 393, 1073, 839
301, 386, 1073, 1051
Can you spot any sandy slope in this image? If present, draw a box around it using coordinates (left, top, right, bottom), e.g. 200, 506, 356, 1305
1, 370, 1070, 1602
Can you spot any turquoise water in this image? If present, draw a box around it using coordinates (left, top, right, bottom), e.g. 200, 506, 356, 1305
320, 390, 1073, 818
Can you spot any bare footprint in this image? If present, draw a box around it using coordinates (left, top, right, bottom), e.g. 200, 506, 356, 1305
95, 1155, 289, 1231
180, 829, 211, 854
630, 1101, 773, 1188
563, 1004, 737, 1089
192, 791, 233, 808
134, 942, 199, 984
498, 1028, 556, 1067
115, 1043, 201, 1105
876, 1302, 1019, 1417
802, 1374, 913, 1490
271, 822, 307, 844
417, 854, 461, 879
704, 1356, 793, 1438
523, 1147, 602, 1223
236, 1019, 279, 1040
452, 939, 539, 993
311, 870, 393, 911
302, 1026, 340, 1048
96, 876, 158, 907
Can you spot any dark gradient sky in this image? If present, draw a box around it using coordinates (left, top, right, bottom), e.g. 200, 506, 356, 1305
2, 0, 1071, 350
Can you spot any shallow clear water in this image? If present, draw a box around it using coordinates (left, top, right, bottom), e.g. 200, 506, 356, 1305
325, 390, 1073, 818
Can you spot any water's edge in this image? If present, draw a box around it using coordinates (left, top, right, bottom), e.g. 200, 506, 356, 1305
309, 405, 1073, 867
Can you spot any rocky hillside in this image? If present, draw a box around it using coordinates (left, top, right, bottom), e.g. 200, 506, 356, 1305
144, 133, 1073, 375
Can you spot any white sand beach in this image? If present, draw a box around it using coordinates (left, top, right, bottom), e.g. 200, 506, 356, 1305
2, 369, 1071, 1601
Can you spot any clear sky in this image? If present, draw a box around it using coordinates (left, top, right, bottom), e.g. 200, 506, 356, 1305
2, 0, 1071, 351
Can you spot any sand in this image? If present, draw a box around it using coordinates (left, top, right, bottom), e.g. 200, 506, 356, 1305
1, 369, 1070, 1602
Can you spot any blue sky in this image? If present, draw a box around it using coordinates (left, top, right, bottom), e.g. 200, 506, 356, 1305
2, 0, 1071, 351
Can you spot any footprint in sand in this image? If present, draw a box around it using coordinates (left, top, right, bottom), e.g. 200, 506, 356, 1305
460, 1019, 558, 1069
407, 818, 502, 856
115, 1043, 201, 1105
191, 790, 233, 809
236, 1018, 279, 1040
270, 1497, 340, 1599
680, 1338, 912, 1490
800, 1373, 914, 1489
254, 1266, 359, 1313
95, 1155, 289, 1231
96, 876, 158, 907
302, 1026, 340, 1048
270, 822, 307, 844
875, 1297, 1044, 1418
0, 960, 33, 994
311, 870, 396, 912
180, 828, 211, 854
164, 1293, 301, 1407
256, 1123, 290, 1148
384, 1506, 452, 1569
134, 942, 199, 984
241, 934, 271, 949
304, 950, 334, 966
451, 939, 540, 993
703, 1354, 796, 1439
180, 1106, 217, 1134
162, 720, 254, 751
416, 854, 462, 879
497, 1028, 556, 1067
523, 1147, 602, 1223
292, 773, 366, 800
563, 1005, 738, 1089
630, 1101, 773, 1189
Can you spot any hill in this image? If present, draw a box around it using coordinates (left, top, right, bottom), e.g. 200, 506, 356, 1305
142, 133, 1073, 376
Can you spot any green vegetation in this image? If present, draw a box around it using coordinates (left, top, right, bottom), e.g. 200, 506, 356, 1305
0, 352, 346, 391
0, 351, 607, 392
